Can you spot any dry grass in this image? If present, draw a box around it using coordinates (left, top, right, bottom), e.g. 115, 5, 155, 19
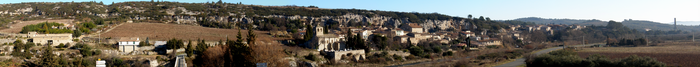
0, 19, 74, 33
101, 23, 289, 42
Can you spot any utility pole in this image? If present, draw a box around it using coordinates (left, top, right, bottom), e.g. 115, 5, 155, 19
99, 30, 101, 43
582, 36, 585, 45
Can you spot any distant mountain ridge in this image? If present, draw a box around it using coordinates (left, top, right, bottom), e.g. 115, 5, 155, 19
513, 17, 700, 31
667, 21, 700, 26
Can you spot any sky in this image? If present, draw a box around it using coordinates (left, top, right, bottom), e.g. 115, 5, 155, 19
2, 0, 698, 23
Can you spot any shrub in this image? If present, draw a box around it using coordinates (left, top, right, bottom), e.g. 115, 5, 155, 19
442, 51, 453, 56
432, 47, 442, 53
548, 50, 576, 56
408, 46, 425, 57
617, 55, 665, 67
527, 54, 591, 67
56, 43, 65, 48
305, 53, 317, 61
406, 55, 420, 60
392, 54, 403, 61
93, 50, 102, 55
486, 45, 499, 49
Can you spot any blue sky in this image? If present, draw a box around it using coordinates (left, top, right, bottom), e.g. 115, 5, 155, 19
2, 0, 699, 23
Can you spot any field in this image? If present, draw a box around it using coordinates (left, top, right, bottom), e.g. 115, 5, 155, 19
0, 19, 74, 33
101, 23, 288, 44
577, 44, 700, 67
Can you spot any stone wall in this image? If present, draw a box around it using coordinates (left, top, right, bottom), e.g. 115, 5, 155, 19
326, 50, 365, 62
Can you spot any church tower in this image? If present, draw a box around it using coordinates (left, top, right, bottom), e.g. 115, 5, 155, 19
315, 25, 324, 36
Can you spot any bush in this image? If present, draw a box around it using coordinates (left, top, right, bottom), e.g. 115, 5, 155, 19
442, 51, 453, 56
392, 54, 403, 61
548, 50, 576, 56
432, 47, 442, 53
617, 55, 665, 67
305, 53, 317, 61
527, 54, 590, 67
408, 46, 425, 57
93, 50, 102, 55
406, 55, 420, 60
56, 43, 65, 48
486, 45, 499, 49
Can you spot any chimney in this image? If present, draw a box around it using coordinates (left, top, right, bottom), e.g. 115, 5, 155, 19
674, 18, 677, 30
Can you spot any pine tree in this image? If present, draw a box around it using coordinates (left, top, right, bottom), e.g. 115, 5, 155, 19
304, 25, 314, 41
185, 40, 194, 56
247, 27, 256, 45
196, 39, 208, 55
41, 45, 58, 66
236, 29, 244, 45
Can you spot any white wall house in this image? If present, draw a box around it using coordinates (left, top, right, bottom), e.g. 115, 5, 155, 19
119, 37, 140, 53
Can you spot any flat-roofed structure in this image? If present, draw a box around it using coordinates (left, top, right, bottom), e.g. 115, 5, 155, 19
118, 37, 140, 53
26, 32, 73, 46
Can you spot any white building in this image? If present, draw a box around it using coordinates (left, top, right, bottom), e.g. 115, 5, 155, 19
118, 37, 140, 53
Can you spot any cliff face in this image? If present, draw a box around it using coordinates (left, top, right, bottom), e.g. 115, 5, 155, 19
0, 2, 472, 32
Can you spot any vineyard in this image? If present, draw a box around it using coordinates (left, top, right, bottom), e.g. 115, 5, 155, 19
577, 45, 700, 67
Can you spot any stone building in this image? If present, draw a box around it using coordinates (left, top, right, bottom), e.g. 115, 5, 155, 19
400, 23, 424, 33
308, 26, 346, 51
325, 50, 365, 62
26, 32, 73, 46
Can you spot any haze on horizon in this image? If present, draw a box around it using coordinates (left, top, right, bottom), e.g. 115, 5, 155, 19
2, 0, 698, 23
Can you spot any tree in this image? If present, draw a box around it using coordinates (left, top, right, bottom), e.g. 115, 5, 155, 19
166, 38, 184, 49
247, 27, 256, 45
478, 16, 485, 21
41, 45, 58, 66
185, 40, 194, 56
224, 30, 255, 67
468, 14, 473, 19
72, 30, 82, 37
304, 25, 314, 41
409, 46, 425, 56
196, 39, 208, 55
79, 44, 94, 56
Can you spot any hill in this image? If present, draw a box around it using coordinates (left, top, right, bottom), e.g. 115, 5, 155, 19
101, 23, 281, 42
670, 21, 700, 25
0, 1, 509, 33
513, 17, 700, 32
